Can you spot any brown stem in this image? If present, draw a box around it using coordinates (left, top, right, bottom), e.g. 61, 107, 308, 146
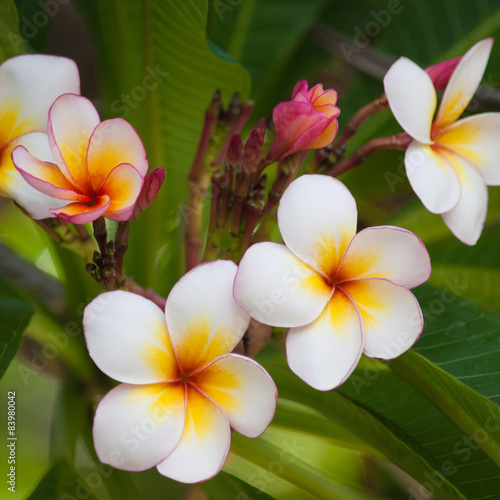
331, 93, 389, 151
328, 133, 411, 177
123, 279, 166, 310
74, 224, 92, 244
115, 221, 130, 280
92, 217, 108, 255
185, 176, 209, 271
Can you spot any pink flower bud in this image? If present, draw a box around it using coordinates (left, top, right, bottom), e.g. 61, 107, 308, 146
425, 56, 462, 91
226, 134, 243, 172
268, 80, 340, 161
242, 128, 264, 174
131, 167, 165, 220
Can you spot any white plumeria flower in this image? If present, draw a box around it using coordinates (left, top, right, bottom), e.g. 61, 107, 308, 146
384, 38, 500, 245
0, 54, 80, 218
234, 175, 431, 391
83, 260, 277, 484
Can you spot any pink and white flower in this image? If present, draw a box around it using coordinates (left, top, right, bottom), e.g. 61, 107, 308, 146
12, 93, 148, 223
384, 38, 500, 245
268, 80, 340, 161
84, 260, 277, 483
234, 175, 431, 391
0, 54, 80, 218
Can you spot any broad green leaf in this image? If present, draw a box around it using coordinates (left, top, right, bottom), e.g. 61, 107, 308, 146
200, 471, 276, 500
259, 284, 500, 498
27, 459, 98, 500
0, 277, 33, 378
0, 0, 24, 63
208, 0, 326, 117
76, 0, 251, 294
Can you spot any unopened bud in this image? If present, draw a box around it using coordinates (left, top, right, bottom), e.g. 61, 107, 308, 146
242, 128, 264, 174
131, 168, 166, 221
226, 134, 243, 172
425, 56, 461, 91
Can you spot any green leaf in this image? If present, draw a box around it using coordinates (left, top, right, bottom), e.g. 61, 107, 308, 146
76, 0, 251, 294
208, 0, 326, 117
0, 278, 33, 378
259, 284, 500, 498
28, 459, 98, 500
200, 471, 276, 500
0, 0, 25, 63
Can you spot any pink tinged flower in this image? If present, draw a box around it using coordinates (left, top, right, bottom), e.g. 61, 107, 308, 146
0, 54, 80, 218
384, 38, 500, 245
12, 93, 148, 223
83, 260, 277, 484
268, 80, 340, 161
234, 175, 431, 391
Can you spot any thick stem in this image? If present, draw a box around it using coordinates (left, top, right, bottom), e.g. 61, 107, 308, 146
328, 133, 411, 177
115, 221, 130, 280
92, 217, 108, 255
331, 93, 389, 151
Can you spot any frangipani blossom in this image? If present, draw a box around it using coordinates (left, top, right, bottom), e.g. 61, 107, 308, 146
83, 260, 277, 483
384, 38, 500, 245
12, 93, 148, 223
234, 175, 430, 391
0, 54, 80, 218
268, 80, 340, 161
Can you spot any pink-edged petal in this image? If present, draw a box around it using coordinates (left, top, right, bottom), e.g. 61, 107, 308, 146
0, 132, 69, 218
87, 118, 148, 192
0, 54, 80, 144
83, 290, 179, 384
156, 385, 230, 483
48, 93, 100, 192
98, 163, 143, 221
193, 353, 277, 438
293, 115, 338, 151
268, 101, 321, 160
292, 80, 309, 101
337, 226, 431, 289
278, 175, 357, 278
165, 260, 250, 374
435, 39, 493, 129
12, 145, 89, 202
441, 156, 488, 245
433, 112, 500, 185
234, 242, 333, 328
405, 140, 461, 214
50, 195, 110, 224
340, 279, 423, 359
286, 289, 363, 391
93, 382, 186, 471
383, 57, 436, 144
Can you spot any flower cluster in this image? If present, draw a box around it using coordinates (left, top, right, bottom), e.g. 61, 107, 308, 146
384, 38, 500, 245
2, 37, 496, 485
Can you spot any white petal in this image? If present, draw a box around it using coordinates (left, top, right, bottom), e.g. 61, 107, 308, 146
156, 386, 230, 483
286, 289, 363, 391
0, 54, 80, 142
435, 39, 493, 129
48, 93, 100, 192
405, 140, 461, 213
338, 226, 431, 289
83, 291, 179, 384
277, 174, 357, 278
341, 279, 423, 359
193, 354, 277, 438
1, 132, 68, 218
433, 113, 500, 185
234, 242, 333, 328
383, 57, 436, 144
441, 156, 488, 245
93, 383, 185, 471
165, 260, 250, 374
